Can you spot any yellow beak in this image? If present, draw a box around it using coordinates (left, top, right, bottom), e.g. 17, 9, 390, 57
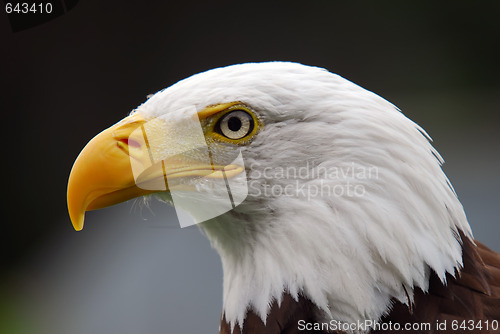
67, 112, 246, 231
67, 114, 155, 231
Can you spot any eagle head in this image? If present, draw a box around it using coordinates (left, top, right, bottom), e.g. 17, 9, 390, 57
67, 62, 472, 330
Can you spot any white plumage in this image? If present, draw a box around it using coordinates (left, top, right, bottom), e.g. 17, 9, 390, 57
132, 62, 472, 330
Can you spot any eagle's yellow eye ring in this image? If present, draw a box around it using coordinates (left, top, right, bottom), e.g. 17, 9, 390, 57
209, 105, 260, 144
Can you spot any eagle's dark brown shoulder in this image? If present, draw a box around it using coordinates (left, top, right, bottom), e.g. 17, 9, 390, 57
219, 234, 500, 334
377, 235, 500, 334
219, 294, 327, 334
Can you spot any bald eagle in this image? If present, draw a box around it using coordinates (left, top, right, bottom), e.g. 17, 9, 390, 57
67, 62, 500, 333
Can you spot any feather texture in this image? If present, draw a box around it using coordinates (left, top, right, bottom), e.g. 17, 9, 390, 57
132, 62, 499, 333
219, 233, 500, 333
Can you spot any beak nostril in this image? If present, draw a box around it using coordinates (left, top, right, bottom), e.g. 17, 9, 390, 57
119, 138, 141, 148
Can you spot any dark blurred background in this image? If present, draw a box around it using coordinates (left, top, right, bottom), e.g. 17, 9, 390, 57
1, 1, 499, 333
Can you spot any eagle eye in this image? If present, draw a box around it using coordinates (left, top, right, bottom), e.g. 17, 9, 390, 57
216, 110, 254, 140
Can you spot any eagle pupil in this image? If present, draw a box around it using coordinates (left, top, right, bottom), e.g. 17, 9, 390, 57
228, 117, 242, 132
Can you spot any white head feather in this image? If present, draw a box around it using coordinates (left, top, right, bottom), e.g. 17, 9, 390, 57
135, 62, 472, 331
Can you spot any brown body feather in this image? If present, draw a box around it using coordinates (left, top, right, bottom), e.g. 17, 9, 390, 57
220, 235, 500, 334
